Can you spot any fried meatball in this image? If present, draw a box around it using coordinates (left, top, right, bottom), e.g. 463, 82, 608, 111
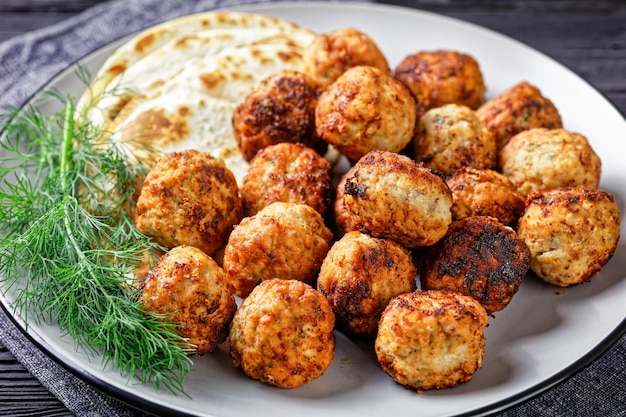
139, 245, 237, 354
476, 81, 563, 149
341, 150, 453, 248
229, 279, 335, 388
414, 104, 497, 175
302, 27, 390, 89
517, 186, 621, 287
223, 202, 333, 298
232, 70, 324, 161
240, 142, 332, 217
446, 167, 525, 226
134, 150, 243, 256
375, 290, 488, 392
421, 216, 530, 314
317, 231, 417, 338
315, 65, 416, 161
394, 50, 486, 116
499, 128, 602, 197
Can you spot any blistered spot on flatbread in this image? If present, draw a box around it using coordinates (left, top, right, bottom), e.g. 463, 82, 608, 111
120, 107, 190, 148
200, 73, 227, 91
107, 63, 128, 78
277, 50, 302, 63
135, 33, 157, 53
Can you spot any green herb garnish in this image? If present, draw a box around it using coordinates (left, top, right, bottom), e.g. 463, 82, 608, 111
0, 89, 193, 394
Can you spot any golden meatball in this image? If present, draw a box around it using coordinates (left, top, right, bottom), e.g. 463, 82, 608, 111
341, 150, 453, 248
229, 279, 336, 388
421, 216, 530, 314
240, 142, 332, 217
476, 81, 563, 149
315, 65, 416, 161
375, 290, 488, 392
317, 231, 417, 338
134, 150, 243, 256
333, 171, 358, 236
139, 245, 237, 355
223, 202, 333, 298
446, 167, 525, 226
414, 104, 497, 175
232, 70, 324, 161
499, 128, 602, 197
517, 186, 621, 287
394, 50, 486, 116
302, 27, 390, 89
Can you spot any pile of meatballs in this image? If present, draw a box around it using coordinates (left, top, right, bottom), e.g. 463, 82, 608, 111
133, 27, 621, 393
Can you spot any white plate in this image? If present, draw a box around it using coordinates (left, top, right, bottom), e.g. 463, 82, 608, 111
2, 2, 625, 416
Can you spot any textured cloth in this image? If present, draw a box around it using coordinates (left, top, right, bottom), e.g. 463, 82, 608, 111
0, 0, 625, 416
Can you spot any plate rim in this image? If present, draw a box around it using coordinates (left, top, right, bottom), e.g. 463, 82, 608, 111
1, 1, 625, 416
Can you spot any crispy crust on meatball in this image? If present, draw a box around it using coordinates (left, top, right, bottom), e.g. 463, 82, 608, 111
476, 81, 562, 149
394, 50, 486, 116
317, 231, 417, 338
240, 142, 332, 217
517, 186, 621, 287
499, 128, 602, 197
302, 27, 390, 89
421, 216, 530, 314
315, 66, 416, 161
414, 104, 497, 175
229, 279, 336, 388
139, 245, 237, 355
375, 290, 488, 392
134, 149, 243, 256
341, 150, 453, 248
232, 70, 324, 161
446, 167, 525, 226
223, 202, 333, 298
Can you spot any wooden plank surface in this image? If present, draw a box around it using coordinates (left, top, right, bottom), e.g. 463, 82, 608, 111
0, 0, 624, 416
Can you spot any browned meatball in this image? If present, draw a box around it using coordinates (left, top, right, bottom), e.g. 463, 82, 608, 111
134, 149, 243, 256
229, 279, 335, 388
139, 245, 237, 355
499, 128, 602, 197
476, 81, 563, 149
240, 142, 332, 217
333, 170, 358, 236
341, 150, 453, 248
517, 186, 621, 287
421, 216, 530, 314
394, 49, 486, 116
446, 167, 525, 226
414, 104, 497, 175
302, 27, 390, 89
232, 69, 324, 161
317, 231, 417, 338
375, 290, 489, 392
315, 65, 416, 161
223, 202, 333, 298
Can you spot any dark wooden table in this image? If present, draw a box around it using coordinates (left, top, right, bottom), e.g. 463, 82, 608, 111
0, 1, 624, 416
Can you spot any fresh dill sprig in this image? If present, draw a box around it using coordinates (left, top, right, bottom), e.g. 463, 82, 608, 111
0, 91, 193, 394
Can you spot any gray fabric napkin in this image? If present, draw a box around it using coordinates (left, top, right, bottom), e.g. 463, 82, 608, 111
0, 0, 625, 416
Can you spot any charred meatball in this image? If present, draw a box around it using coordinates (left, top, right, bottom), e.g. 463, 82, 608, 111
446, 167, 525, 226
232, 70, 323, 161
499, 128, 602, 197
375, 290, 489, 392
341, 150, 453, 248
229, 279, 335, 388
134, 150, 243, 256
476, 81, 562, 149
240, 142, 332, 217
414, 104, 497, 175
315, 65, 416, 161
421, 216, 530, 314
140, 245, 237, 354
394, 50, 486, 116
223, 202, 333, 298
517, 186, 621, 287
317, 231, 417, 338
302, 27, 390, 89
